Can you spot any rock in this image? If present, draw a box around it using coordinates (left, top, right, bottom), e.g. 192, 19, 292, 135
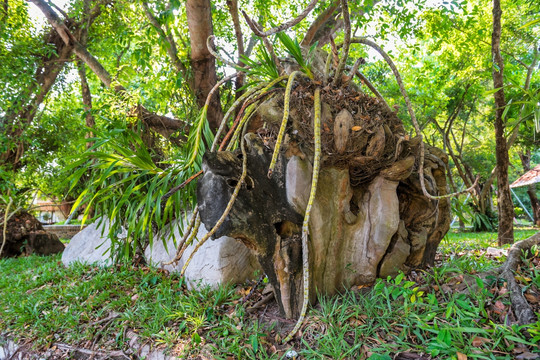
145, 218, 261, 290
309, 171, 400, 288
61, 219, 113, 266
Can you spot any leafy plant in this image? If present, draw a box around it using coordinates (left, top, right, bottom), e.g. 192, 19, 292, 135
240, 43, 280, 81
65, 124, 212, 262
276, 32, 316, 79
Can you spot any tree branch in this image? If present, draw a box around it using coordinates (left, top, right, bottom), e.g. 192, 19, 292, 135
241, 0, 318, 37
30, 0, 189, 136
141, 2, 190, 80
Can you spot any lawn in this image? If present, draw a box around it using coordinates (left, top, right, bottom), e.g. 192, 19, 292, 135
1, 229, 539, 359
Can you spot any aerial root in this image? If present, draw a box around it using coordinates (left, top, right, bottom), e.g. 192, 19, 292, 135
350, 37, 478, 200
268, 71, 306, 177
283, 87, 322, 343
163, 208, 201, 266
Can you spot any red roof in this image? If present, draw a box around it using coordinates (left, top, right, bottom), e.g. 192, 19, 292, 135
510, 164, 540, 188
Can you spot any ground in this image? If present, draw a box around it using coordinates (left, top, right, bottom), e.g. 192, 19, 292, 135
0, 228, 539, 359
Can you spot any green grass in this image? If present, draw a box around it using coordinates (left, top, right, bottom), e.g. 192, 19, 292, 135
1, 229, 539, 359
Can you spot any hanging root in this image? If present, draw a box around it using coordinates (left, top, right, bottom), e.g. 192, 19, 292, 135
323, 50, 333, 84
283, 87, 322, 343
212, 81, 267, 152
268, 71, 305, 177
181, 123, 250, 277
350, 37, 478, 200
163, 208, 201, 266
213, 76, 287, 152
332, 0, 351, 86
226, 103, 259, 151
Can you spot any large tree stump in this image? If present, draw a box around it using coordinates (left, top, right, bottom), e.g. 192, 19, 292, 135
0, 211, 65, 258
197, 84, 451, 318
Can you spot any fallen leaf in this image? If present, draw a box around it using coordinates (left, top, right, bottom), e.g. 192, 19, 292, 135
472, 336, 491, 347
131, 293, 139, 301
457, 352, 467, 360
516, 352, 540, 360
524, 293, 539, 304
352, 126, 362, 131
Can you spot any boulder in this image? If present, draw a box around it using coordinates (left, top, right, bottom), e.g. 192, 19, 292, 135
61, 219, 113, 266
145, 218, 261, 290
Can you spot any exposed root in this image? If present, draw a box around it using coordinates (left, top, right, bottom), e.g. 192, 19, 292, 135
283, 87, 322, 343
497, 232, 540, 325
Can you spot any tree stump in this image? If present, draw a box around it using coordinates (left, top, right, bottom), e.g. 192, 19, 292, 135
0, 211, 65, 258
197, 83, 450, 318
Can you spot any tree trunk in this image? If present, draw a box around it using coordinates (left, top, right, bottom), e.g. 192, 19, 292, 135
519, 150, 540, 226
491, 0, 514, 245
186, 0, 224, 132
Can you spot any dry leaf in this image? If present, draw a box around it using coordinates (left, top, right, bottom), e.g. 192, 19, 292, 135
472, 336, 491, 347
352, 126, 362, 131
524, 293, 539, 304
457, 352, 467, 360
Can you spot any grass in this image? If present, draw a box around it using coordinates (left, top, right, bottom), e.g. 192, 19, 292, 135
1, 229, 539, 359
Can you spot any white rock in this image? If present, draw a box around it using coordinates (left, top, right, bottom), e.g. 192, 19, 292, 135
145, 217, 260, 290
61, 219, 113, 266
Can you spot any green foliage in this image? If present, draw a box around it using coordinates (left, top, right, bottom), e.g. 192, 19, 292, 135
240, 43, 280, 81
65, 125, 210, 262
275, 32, 316, 79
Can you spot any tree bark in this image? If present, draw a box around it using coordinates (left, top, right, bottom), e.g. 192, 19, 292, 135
491, 0, 514, 245
186, 0, 223, 132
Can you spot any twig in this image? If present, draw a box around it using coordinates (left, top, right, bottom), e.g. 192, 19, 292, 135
332, 0, 351, 86
241, 0, 319, 37
350, 37, 478, 200
242, 276, 265, 303
161, 170, 203, 206
283, 87, 322, 343
240, 11, 283, 73
355, 71, 391, 112
207, 35, 239, 68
